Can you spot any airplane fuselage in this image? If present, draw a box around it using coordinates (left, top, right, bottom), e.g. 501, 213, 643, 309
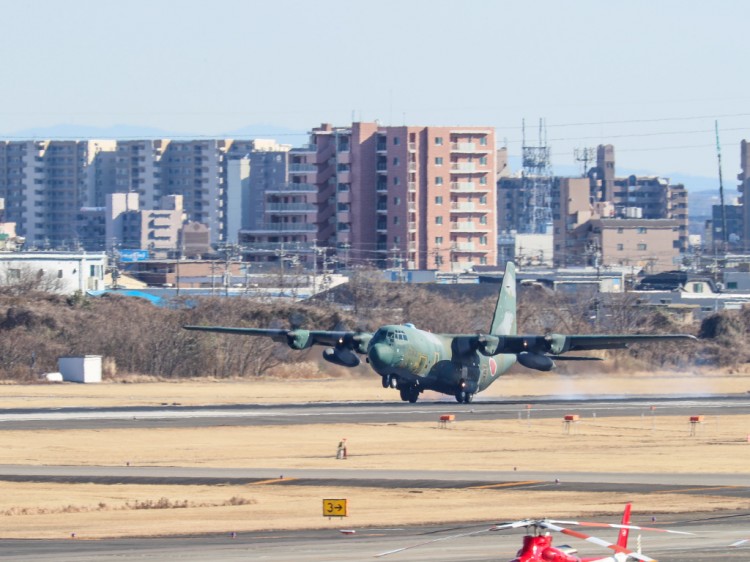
365, 324, 516, 403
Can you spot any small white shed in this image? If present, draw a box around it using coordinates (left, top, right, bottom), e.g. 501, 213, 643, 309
58, 355, 102, 383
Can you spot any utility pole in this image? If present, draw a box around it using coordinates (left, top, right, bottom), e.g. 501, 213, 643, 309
715, 120, 728, 254
574, 147, 596, 178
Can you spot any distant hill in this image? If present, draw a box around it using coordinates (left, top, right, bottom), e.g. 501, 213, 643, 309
3, 123, 308, 143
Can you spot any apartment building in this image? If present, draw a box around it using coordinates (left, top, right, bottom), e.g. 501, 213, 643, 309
258, 122, 497, 271
0, 140, 117, 248
738, 139, 750, 249
105, 192, 185, 255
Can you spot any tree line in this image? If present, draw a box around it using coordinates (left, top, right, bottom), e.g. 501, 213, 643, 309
0, 275, 740, 381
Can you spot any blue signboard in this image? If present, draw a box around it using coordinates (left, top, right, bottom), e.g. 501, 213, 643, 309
119, 249, 150, 262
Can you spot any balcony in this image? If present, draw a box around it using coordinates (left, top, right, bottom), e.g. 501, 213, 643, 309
408, 162, 417, 171
408, 142, 416, 151
451, 141, 490, 153
289, 163, 317, 173
451, 162, 476, 172
252, 222, 317, 233
408, 182, 416, 192
266, 183, 317, 193
376, 202, 388, 213
451, 202, 476, 212
376, 162, 388, 173
377, 183, 388, 192
264, 203, 317, 213
453, 242, 475, 251
451, 222, 476, 231
408, 221, 416, 231
337, 211, 350, 223
450, 181, 475, 192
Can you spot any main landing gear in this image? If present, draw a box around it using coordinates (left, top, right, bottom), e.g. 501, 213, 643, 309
399, 384, 420, 403
455, 390, 474, 404
381, 375, 398, 389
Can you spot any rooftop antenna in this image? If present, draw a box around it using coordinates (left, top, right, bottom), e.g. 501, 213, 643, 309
715, 120, 728, 254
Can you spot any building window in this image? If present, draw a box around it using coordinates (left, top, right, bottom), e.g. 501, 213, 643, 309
479, 195, 487, 204
393, 137, 400, 145
435, 177, 443, 185
435, 137, 443, 146
394, 216, 399, 225
435, 236, 443, 245
480, 235, 487, 245
393, 176, 399, 185
479, 215, 487, 224
637, 243, 647, 250
617, 243, 624, 251
435, 216, 443, 225
393, 196, 400, 205
479, 136, 488, 146
637, 227, 647, 234
617, 227, 624, 233
393, 157, 399, 166
479, 156, 488, 165
435, 196, 443, 205
479, 176, 487, 185
435, 157, 443, 165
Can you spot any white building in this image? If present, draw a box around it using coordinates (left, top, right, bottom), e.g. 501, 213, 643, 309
0, 251, 107, 293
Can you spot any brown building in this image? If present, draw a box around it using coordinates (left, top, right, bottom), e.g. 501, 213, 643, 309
243, 122, 497, 271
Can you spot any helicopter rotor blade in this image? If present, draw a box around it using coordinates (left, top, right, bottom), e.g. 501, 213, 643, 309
374, 528, 492, 558
546, 519, 694, 535
540, 521, 657, 562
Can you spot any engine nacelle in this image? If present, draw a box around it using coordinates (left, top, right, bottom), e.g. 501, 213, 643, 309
353, 333, 372, 355
517, 352, 555, 371
286, 329, 313, 350
322, 347, 361, 368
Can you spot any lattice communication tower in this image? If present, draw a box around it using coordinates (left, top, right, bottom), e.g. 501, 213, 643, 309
520, 118, 553, 234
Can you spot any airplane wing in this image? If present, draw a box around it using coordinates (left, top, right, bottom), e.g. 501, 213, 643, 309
466, 332, 696, 371
183, 325, 369, 349
183, 326, 373, 367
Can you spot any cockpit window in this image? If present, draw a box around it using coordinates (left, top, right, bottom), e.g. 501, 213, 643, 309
395, 330, 408, 341
386, 331, 395, 343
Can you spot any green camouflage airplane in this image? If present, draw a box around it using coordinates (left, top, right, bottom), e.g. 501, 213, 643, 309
183, 262, 695, 403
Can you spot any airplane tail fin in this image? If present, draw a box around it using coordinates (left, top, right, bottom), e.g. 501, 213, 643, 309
490, 261, 517, 336
617, 502, 632, 550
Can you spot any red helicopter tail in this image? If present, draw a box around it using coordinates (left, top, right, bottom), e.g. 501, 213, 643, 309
616, 502, 632, 550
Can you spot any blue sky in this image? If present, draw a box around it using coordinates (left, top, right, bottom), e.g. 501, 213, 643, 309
1, 0, 748, 190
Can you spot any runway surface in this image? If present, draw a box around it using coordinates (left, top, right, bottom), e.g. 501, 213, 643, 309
1, 395, 749, 561
1, 514, 749, 561
1, 394, 749, 430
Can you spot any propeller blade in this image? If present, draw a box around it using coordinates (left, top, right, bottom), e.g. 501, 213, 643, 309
374, 528, 492, 557
731, 538, 749, 547
541, 522, 657, 562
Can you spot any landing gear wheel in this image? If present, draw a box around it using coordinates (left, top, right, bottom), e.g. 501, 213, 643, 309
455, 391, 474, 404
389, 375, 398, 389
381, 376, 389, 389
400, 386, 419, 403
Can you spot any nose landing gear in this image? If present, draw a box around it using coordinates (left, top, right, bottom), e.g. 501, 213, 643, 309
455, 390, 474, 404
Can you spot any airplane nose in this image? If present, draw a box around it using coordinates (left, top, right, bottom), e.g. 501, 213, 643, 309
368, 343, 395, 370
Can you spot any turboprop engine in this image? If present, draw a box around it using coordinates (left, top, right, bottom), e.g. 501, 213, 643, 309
517, 351, 555, 371
286, 330, 313, 350
322, 346, 361, 367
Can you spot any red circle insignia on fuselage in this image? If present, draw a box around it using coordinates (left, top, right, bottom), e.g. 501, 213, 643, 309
489, 357, 497, 376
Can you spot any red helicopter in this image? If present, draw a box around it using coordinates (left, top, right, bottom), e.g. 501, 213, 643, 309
376, 503, 692, 561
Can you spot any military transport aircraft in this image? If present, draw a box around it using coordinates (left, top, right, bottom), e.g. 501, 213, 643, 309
184, 262, 695, 403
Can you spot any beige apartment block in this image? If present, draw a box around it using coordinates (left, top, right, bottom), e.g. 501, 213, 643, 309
0, 140, 116, 248
583, 218, 680, 273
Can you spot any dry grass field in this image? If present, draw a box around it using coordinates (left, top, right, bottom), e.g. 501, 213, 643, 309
0, 369, 749, 539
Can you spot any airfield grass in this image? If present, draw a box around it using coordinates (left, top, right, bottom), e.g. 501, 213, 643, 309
0, 370, 749, 538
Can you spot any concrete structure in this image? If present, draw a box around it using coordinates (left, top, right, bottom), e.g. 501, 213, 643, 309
58, 355, 102, 383
244, 122, 497, 272
105, 193, 185, 255
737, 139, 750, 250
0, 140, 117, 248
0, 251, 107, 293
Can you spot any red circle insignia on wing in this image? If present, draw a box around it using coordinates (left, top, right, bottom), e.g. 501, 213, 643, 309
489, 357, 497, 376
